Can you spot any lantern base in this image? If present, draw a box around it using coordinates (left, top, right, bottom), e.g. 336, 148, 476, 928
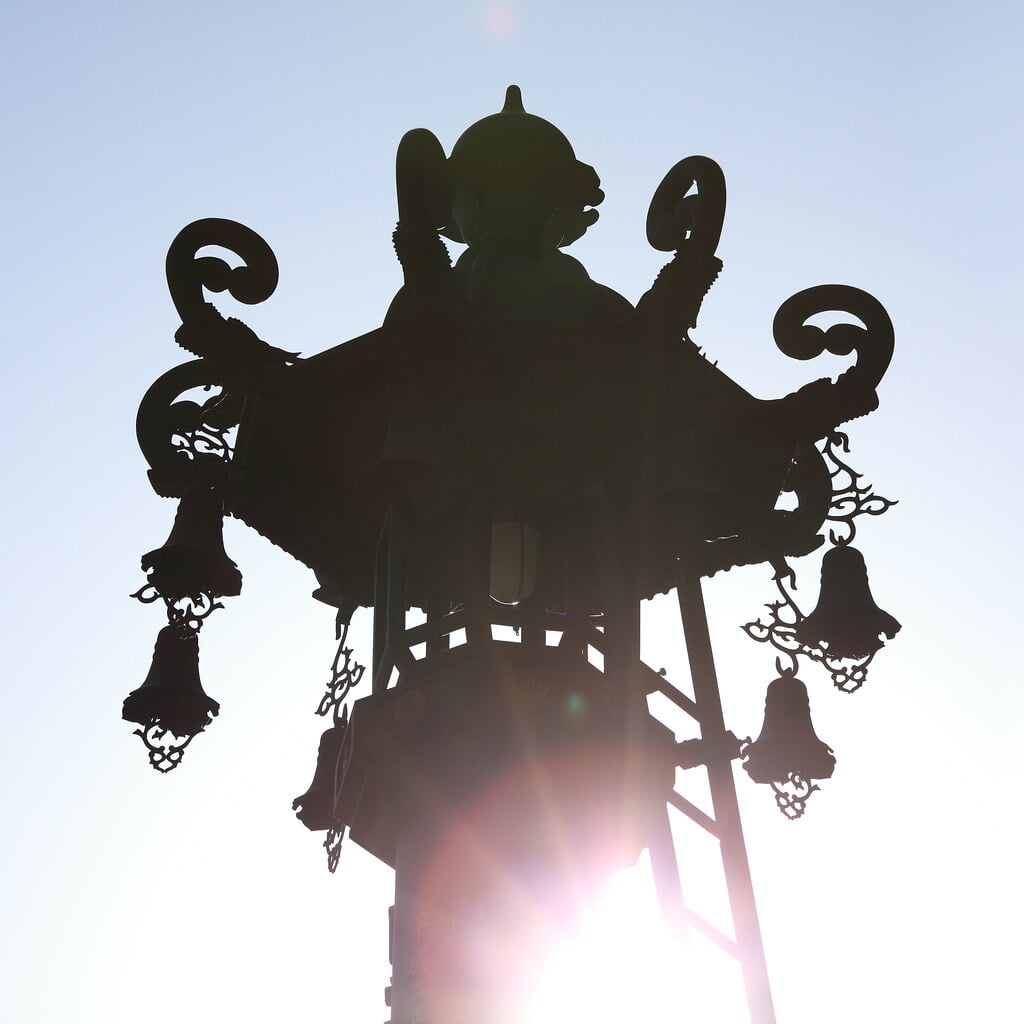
335, 643, 676, 873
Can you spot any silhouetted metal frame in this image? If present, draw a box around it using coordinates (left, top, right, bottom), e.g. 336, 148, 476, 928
640, 560, 776, 1024
130, 91, 902, 1024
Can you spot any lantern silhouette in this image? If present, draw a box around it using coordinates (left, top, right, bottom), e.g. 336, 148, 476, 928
794, 544, 900, 659
141, 487, 242, 601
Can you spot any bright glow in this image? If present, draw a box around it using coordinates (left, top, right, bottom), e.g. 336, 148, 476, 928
482, 1, 518, 41
520, 855, 749, 1024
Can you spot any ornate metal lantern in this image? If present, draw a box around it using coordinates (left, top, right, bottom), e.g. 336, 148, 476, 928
126, 86, 899, 1024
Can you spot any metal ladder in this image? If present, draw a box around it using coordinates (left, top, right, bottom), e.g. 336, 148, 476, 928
641, 563, 777, 1024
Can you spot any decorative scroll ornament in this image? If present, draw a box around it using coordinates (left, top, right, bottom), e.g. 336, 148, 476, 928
316, 619, 367, 720
166, 218, 296, 375
636, 154, 725, 339
131, 584, 224, 636
136, 362, 242, 499
820, 431, 898, 545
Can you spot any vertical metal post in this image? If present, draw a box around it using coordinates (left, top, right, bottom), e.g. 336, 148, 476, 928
647, 802, 689, 942
372, 509, 393, 693
463, 496, 492, 647
675, 561, 777, 1024
372, 505, 413, 693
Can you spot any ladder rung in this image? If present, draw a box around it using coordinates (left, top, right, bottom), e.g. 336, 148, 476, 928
636, 661, 700, 718
680, 906, 740, 958
668, 790, 720, 837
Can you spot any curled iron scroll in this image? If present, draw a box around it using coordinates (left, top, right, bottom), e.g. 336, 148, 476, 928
166, 218, 279, 325
646, 155, 726, 256
773, 285, 893, 390
136, 359, 239, 498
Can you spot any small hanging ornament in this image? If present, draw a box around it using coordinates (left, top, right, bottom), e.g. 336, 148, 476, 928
122, 626, 220, 772
293, 709, 351, 873
292, 710, 349, 832
794, 544, 900, 660
743, 670, 835, 819
140, 487, 242, 602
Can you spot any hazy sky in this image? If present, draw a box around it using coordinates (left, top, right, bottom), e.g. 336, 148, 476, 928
2, 2, 1021, 1022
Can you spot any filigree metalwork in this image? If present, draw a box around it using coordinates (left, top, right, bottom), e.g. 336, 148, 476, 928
324, 828, 345, 874
169, 389, 238, 464
305, 617, 365, 873
770, 774, 818, 821
133, 721, 199, 774
738, 736, 819, 820
130, 583, 224, 635
137, 361, 240, 498
316, 620, 366, 721
137, 218, 289, 502
822, 431, 897, 544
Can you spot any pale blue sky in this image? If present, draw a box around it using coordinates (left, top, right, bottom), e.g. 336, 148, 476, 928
2, 2, 1021, 1022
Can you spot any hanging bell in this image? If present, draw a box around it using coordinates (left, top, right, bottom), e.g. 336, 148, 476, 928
794, 544, 900, 659
123, 626, 220, 762
141, 487, 242, 601
743, 671, 835, 789
292, 712, 348, 831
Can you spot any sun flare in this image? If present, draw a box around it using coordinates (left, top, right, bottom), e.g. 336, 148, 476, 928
519, 854, 749, 1024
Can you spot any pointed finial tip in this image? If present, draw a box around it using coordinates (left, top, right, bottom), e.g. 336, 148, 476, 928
502, 84, 525, 113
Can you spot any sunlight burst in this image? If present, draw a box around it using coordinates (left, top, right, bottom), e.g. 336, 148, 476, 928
518, 855, 749, 1024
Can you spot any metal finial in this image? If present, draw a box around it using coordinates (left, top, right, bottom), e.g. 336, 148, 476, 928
502, 84, 525, 113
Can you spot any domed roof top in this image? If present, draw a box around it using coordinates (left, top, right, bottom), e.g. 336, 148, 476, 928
448, 85, 578, 191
